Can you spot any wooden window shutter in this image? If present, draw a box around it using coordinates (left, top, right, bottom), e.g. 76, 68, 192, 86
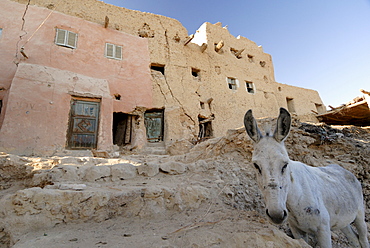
67, 32, 77, 48
56, 29, 66, 45
115, 45, 122, 59
106, 43, 114, 58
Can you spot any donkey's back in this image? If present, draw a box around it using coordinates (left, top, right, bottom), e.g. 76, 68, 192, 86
290, 162, 364, 231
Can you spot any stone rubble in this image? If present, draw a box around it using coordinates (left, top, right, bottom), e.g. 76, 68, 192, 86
0, 117, 369, 247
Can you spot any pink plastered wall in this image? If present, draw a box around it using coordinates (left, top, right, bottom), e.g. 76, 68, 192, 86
0, 0, 153, 155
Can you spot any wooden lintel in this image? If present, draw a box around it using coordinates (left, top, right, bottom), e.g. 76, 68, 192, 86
104, 16, 109, 28
184, 34, 194, 46
234, 48, 245, 57
215, 40, 224, 52
200, 43, 207, 52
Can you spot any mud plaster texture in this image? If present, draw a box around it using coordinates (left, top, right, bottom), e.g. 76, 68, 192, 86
8, 0, 325, 146
0, 116, 369, 248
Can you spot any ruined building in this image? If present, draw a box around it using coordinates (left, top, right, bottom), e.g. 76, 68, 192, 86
0, 0, 326, 156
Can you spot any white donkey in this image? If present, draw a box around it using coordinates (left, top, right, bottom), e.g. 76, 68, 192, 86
244, 108, 369, 248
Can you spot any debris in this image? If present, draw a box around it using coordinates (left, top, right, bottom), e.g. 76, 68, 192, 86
317, 89, 370, 126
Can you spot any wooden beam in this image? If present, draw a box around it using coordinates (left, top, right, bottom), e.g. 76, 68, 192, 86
183, 34, 194, 46
200, 43, 207, 52
215, 40, 224, 52
234, 48, 245, 58
104, 16, 109, 28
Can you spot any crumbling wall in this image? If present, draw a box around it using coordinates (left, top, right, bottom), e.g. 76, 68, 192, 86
8, 0, 326, 146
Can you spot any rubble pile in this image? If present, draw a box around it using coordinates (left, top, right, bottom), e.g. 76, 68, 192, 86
0, 118, 369, 248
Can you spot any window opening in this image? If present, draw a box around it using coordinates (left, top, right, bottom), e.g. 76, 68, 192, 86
200, 102, 205, 109
247, 54, 254, 62
286, 98, 296, 113
0, 100, 2, 115
114, 93, 121, 100
315, 103, 325, 114
113, 112, 133, 146
55, 28, 77, 49
0, 28, 2, 39
198, 116, 213, 140
105, 43, 122, 60
227, 77, 237, 90
246, 81, 255, 94
192, 68, 200, 78
150, 64, 165, 75
67, 97, 100, 149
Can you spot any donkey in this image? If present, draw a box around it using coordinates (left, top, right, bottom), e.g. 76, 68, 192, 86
244, 108, 368, 248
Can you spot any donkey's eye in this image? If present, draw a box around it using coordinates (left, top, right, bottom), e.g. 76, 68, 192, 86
282, 163, 288, 174
253, 163, 262, 174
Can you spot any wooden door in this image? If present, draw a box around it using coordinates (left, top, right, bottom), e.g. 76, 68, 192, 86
67, 98, 100, 149
144, 111, 164, 142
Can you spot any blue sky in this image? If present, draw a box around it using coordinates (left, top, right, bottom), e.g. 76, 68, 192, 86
103, 0, 370, 108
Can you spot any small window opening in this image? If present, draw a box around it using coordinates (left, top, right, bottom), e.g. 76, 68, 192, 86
315, 103, 325, 114
246, 81, 255, 94
260, 61, 266, 67
247, 54, 254, 62
278, 87, 282, 91
113, 112, 134, 146
192, 68, 200, 78
0, 28, 2, 39
286, 98, 296, 113
198, 116, 213, 140
227, 77, 237, 90
150, 64, 165, 75
114, 94, 121, 100
200, 102, 205, 109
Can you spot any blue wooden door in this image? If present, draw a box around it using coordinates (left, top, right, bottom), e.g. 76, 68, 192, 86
144, 111, 164, 142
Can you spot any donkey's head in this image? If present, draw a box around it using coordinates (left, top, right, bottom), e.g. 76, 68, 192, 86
244, 108, 292, 224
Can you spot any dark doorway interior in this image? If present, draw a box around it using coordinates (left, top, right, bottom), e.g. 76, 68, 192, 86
113, 112, 133, 146
198, 117, 213, 139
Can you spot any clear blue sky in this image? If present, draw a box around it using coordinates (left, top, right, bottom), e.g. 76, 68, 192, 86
104, 0, 370, 108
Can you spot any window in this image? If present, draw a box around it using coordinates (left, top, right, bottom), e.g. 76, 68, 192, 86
55, 29, 77, 48
227, 77, 237, 90
0, 28, 2, 39
150, 64, 165, 75
245, 81, 255, 94
105, 43, 122, 60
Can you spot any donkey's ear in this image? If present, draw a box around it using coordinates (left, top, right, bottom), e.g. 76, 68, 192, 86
244, 109, 262, 143
273, 108, 291, 142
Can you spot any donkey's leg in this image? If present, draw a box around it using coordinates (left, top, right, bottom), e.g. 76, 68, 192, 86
353, 210, 369, 248
341, 225, 360, 248
316, 223, 332, 248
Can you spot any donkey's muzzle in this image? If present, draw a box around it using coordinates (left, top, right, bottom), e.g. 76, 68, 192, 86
266, 209, 287, 224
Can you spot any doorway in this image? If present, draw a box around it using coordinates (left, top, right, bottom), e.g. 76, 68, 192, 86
113, 112, 133, 146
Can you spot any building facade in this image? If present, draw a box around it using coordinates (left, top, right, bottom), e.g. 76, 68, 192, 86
0, 0, 153, 155
0, 0, 326, 155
